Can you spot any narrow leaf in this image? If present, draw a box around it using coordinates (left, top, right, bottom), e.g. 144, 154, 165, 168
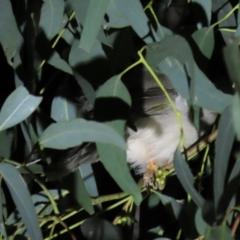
0, 0, 21, 66
39, 118, 126, 150
194, 65, 233, 113
159, 57, 190, 100
73, 71, 95, 105
79, 0, 110, 52
0, 163, 43, 240
192, 27, 214, 59
106, 0, 129, 28
114, 0, 155, 43
0, 87, 42, 132
223, 40, 240, 94
173, 150, 204, 208
64, 169, 94, 214
214, 105, 235, 211
48, 51, 73, 75
39, 0, 65, 40
0, 187, 8, 239
69, 38, 107, 68
51, 96, 78, 122
232, 93, 240, 140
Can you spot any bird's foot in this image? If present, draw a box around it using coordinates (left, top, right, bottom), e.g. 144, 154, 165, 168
143, 161, 168, 190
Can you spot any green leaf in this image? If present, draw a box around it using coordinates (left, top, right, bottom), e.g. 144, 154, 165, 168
0, 163, 43, 240
79, 0, 110, 52
51, 96, 78, 122
223, 40, 240, 94
146, 35, 195, 78
114, 0, 155, 43
205, 224, 234, 240
0, 86, 42, 132
0, 0, 21, 66
64, 169, 94, 214
173, 150, 204, 208
39, 118, 126, 150
153, 191, 183, 219
61, 28, 74, 45
159, 57, 190, 101
106, 0, 129, 28
73, 71, 95, 105
192, 0, 212, 26
195, 208, 207, 235
156, 25, 172, 42
48, 51, 73, 75
0, 129, 15, 158
79, 164, 99, 197
214, 0, 236, 44
232, 94, 240, 140
192, 27, 214, 59
194, 65, 233, 113
20, 122, 33, 153
69, 38, 107, 68
39, 0, 65, 40
0, 187, 8, 239
95, 75, 142, 205
67, 0, 89, 24
214, 105, 235, 212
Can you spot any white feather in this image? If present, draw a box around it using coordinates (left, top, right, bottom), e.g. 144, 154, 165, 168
126, 95, 198, 174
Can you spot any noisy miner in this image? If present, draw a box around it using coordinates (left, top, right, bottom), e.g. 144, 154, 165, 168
46, 69, 216, 188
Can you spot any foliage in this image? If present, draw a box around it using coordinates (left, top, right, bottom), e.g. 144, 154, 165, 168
0, 0, 240, 239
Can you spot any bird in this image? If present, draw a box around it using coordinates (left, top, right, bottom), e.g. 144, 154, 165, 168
45, 68, 215, 188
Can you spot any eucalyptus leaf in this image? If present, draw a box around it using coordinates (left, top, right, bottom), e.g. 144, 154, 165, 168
214, 105, 235, 214
193, 65, 233, 113
80, 164, 99, 198
154, 191, 183, 219
64, 169, 94, 214
0, 0, 21, 66
48, 51, 73, 75
39, 0, 65, 40
0, 163, 43, 240
146, 35, 195, 79
205, 224, 234, 240
195, 208, 207, 235
61, 28, 74, 45
173, 150, 204, 208
20, 122, 32, 154
0, 187, 8, 239
114, 0, 155, 43
73, 71, 95, 105
159, 57, 190, 101
51, 95, 78, 122
0, 129, 15, 158
223, 39, 240, 94
106, 0, 129, 28
232, 93, 240, 140
192, 27, 214, 59
215, 0, 237, 43
0, 87, 42, 132
69, 38, 107, 67
79, 0, 110, 52
39, 118, 126, 150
